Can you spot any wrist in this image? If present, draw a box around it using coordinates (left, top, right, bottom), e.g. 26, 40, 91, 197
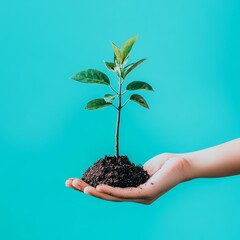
179, 152, 200, 180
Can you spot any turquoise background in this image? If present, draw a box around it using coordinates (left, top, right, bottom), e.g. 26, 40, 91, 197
1, 0, 240, 239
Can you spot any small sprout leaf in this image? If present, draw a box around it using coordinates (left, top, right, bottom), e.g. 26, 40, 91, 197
85, 98, 112, 110
112, 43, 122, 64
130, 94, 149, 109
126, 81, 153, 91
123, 58, 146, 78
104, 94, 116, 103
104, 62, 115, 71
72, 69, 110, 85
121, 36, 138, 61
122, 54, 130, 66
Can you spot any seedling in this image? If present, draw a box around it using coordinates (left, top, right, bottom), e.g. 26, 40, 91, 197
72, 36, 153, 160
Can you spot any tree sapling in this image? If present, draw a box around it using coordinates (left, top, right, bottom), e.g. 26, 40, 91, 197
71, 36, 154, 187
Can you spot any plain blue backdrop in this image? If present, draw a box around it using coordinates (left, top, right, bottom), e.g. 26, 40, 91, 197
0, 0, 240, 239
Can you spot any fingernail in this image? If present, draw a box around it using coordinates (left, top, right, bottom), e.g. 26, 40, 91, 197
72, 179, 81, 190
65, 179, 72, 187
84, 186, 91, 194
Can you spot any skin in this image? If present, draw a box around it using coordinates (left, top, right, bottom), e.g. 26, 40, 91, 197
65, 138, 240, 205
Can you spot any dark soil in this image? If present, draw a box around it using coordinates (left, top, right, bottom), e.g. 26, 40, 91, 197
82, 155, 150, 188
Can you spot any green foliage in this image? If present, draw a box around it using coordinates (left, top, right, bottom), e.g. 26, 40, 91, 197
72, 69, 110, 85
104, 62, 115, 71
130, 94, 149, 109
72, 36, 154, 157
121, 36, 138, 62
72, 36, 153, 111
126, 81, 153, 91
112, 43, 122, 64
85, 98, 111, 110
112, 35, 138, 65
104, 94, 116, 103
122, 58, 146, 79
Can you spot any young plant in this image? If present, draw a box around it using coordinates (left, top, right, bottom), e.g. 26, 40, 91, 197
72, 36, 153, 159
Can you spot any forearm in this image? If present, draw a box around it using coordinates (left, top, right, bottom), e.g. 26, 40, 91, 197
184, 138, 240, 178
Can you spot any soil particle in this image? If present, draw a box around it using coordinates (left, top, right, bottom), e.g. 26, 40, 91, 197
82, 155, 150, 188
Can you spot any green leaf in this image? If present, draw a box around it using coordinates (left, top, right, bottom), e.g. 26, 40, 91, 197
112, 43, 122, 64
85, 98, 112, 110
121, 36, 138, 61
104, 94, 116, 103
122, 58, 146, 78
130, 94, 149, 109
126, 81, 153, 91
72, 69, 110, 85
104, 62, 115, 71
122, 54, 130, 66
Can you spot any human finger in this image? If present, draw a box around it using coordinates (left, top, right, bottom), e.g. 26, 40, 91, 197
143, 153, 175, 176
65, 178, 90, 192
65, 178, 75, 187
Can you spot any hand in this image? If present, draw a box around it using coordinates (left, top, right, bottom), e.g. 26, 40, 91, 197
65, 153, 193, 204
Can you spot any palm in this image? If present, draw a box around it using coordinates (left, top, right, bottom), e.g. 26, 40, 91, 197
65, 153, 191, 204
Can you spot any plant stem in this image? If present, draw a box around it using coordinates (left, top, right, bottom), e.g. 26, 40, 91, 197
115, 77, 122, 159
109, 84, 118, 94
121, 99, 129, 108
121, 90, 128, 96
111, 104, 118, 110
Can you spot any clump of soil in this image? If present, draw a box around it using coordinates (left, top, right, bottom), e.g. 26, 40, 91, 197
82, 155, 150, 188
